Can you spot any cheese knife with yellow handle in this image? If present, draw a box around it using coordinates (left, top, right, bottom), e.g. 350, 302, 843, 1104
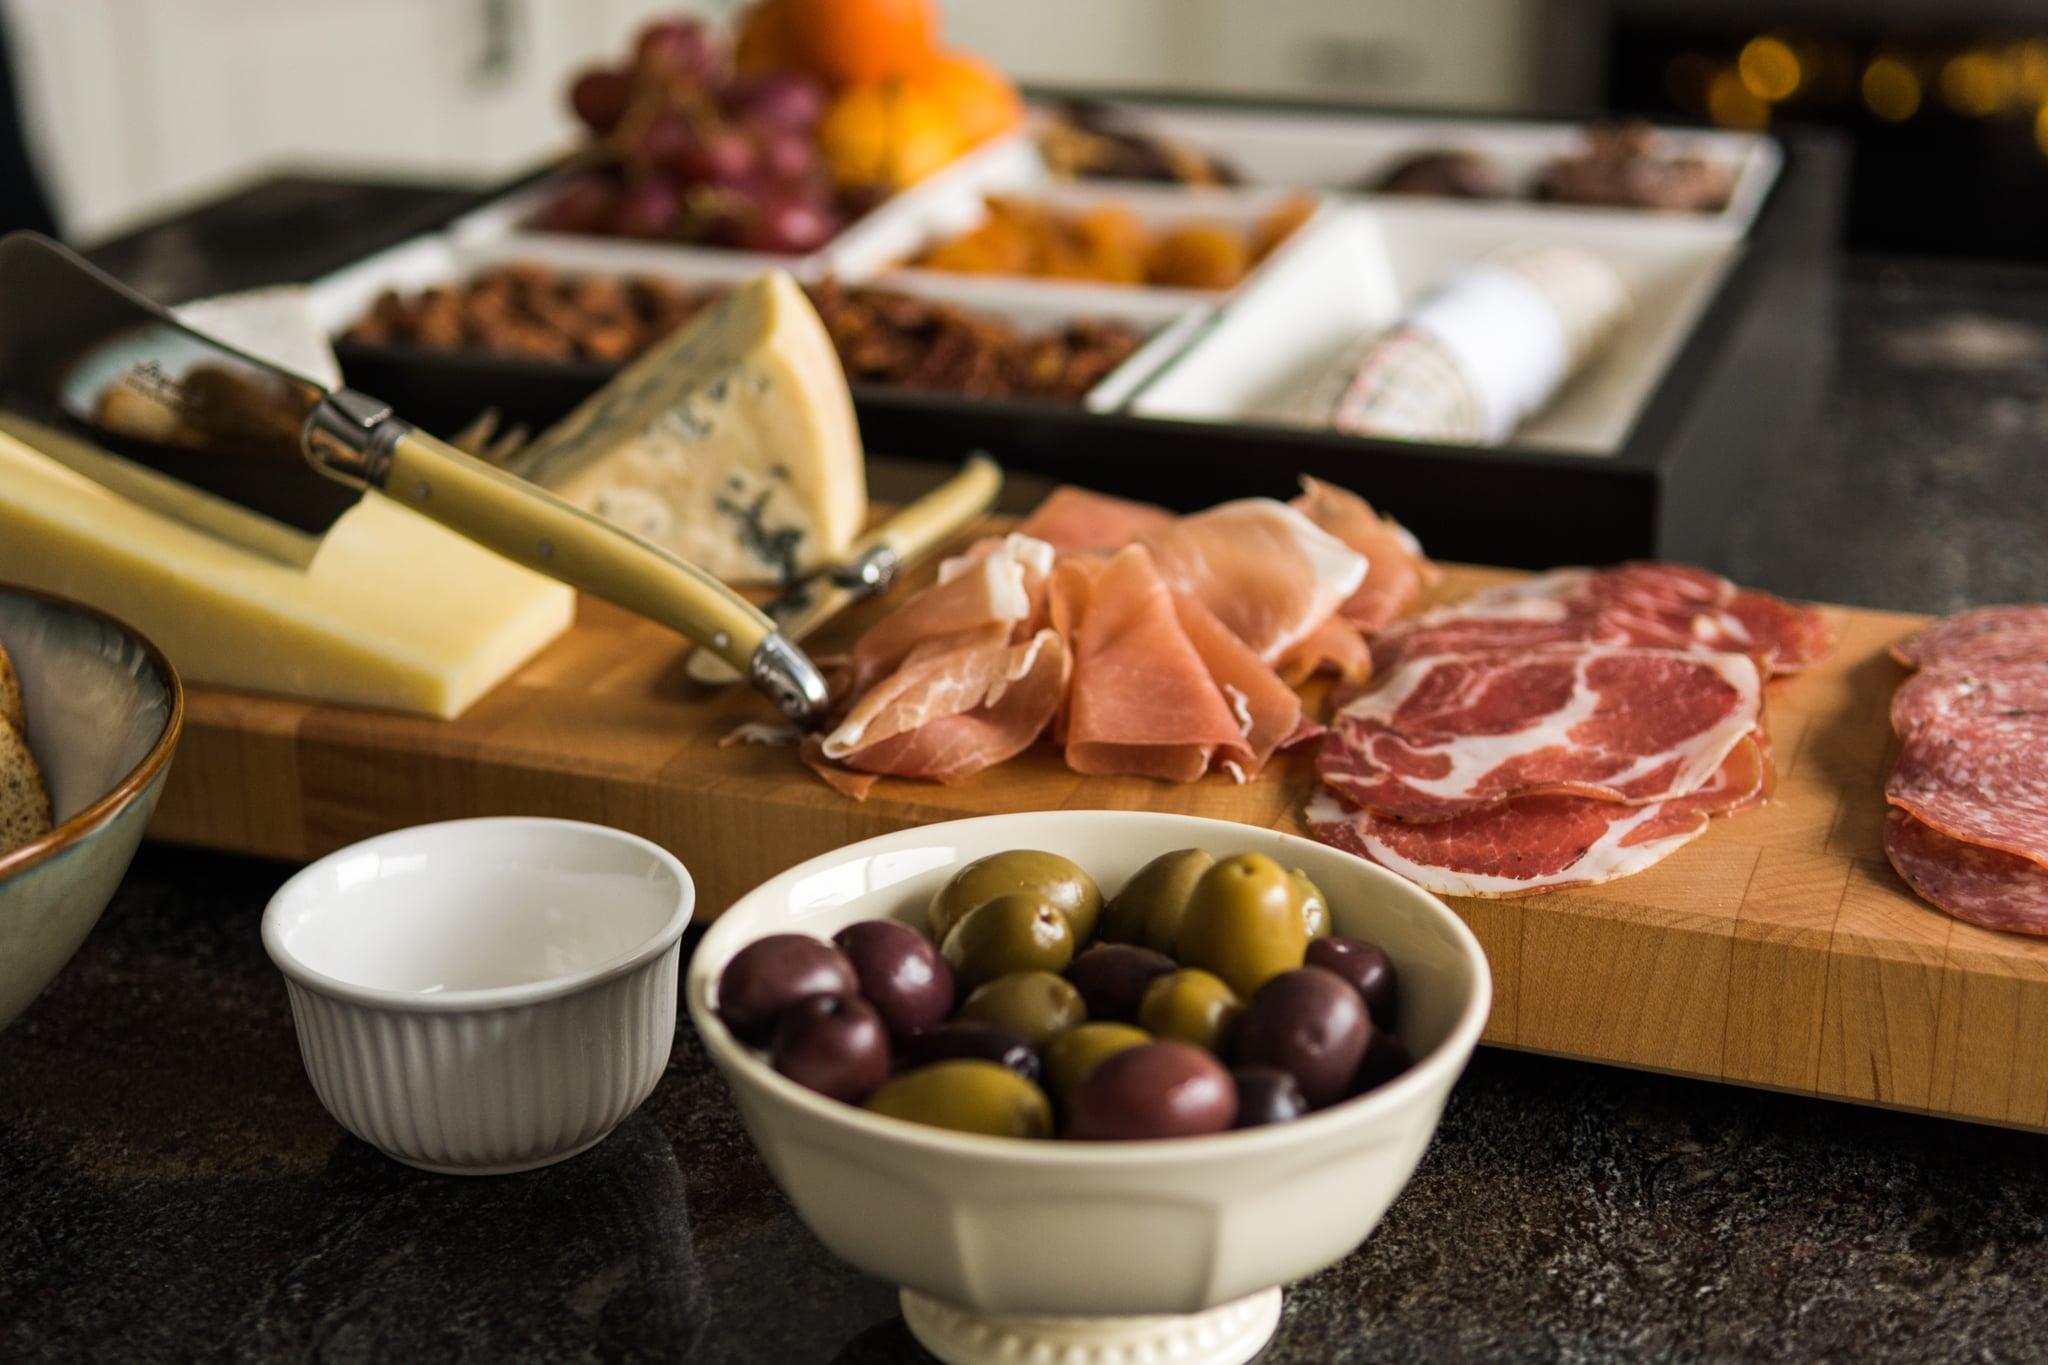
0, 232, 830, 722
685, 454, 1003, 686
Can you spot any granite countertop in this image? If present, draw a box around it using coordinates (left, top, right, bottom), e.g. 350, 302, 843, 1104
7, 180, 2048, 1363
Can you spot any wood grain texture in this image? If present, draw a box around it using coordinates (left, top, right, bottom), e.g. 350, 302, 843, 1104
146, 557, 2048, 1133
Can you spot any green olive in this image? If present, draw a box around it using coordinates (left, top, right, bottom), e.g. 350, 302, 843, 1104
863, 1059, 1053, 1139
1289, 867, 1333, 940
1175, 853, 1310, 999
1041, 1022, 1150, 1110
958, 970, 1087, 1048
1101, 848, 1215, 953
940, 893, 1075, 992
1136, 968, 1243, 1055
929, 850, 1103, 946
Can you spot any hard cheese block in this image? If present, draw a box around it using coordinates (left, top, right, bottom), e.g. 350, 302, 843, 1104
0, 432, 575, 718
509, 270, 865, 586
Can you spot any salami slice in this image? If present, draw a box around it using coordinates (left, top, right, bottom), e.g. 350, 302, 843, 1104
1890, 661, 2048, 737
1318, 645, 1762, 821
1886, 712, 2048, 869
1891, 605, 2048, 671
1884, 808, 2048, 937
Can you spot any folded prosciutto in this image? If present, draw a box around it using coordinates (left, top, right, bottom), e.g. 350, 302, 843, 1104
803, 480, 1415, 795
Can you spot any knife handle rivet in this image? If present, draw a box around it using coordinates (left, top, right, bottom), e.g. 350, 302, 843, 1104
714, 631, 731, 651
413, 481, 432, 501
537, 539, 554, 560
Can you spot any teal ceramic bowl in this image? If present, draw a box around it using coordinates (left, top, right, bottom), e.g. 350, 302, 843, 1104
0, 585, 182, 1032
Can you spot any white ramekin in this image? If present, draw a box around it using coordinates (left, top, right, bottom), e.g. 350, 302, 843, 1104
263, 817, 693, 1175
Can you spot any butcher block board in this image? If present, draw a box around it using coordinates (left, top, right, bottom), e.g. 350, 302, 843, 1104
148, 562, 2048, 1134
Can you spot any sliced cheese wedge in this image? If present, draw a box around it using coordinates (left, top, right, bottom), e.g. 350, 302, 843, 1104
0, 431, 574, 718
510, 270, 866, 586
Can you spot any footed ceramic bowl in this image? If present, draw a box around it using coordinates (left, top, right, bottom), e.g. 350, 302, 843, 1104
0, 585, 182, 1033
689, 810, 1491, 1365
263, 817, 694, 1175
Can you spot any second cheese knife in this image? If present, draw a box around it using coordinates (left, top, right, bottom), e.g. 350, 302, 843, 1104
0, 232, 831, 723
686, 454, 1004, 686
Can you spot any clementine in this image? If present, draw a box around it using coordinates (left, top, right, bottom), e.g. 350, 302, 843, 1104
784, 0, 938, 88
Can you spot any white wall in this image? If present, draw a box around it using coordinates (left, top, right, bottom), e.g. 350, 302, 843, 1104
2, 0, 1554, 244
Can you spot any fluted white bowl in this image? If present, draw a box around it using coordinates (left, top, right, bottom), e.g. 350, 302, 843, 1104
690, 810, 1491, 1318
263, 817, 693, 1175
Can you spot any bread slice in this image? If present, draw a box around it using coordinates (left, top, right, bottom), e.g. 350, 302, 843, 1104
0, 638, 22, 733
0, 710, 51, 857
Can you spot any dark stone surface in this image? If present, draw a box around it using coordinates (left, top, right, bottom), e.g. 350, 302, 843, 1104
8, 177, 2048, 1362
7, 846, 2048, 1364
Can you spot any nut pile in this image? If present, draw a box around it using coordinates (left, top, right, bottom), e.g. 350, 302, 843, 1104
339, 266, 1150, 404
340, 264, 711, 363
807, 278, 1144, 402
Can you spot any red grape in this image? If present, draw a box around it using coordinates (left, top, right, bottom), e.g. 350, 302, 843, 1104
740, 194, 839, 253
568, 67, 631, 135
752, 126, 819, 186
723, 72, 827, 132
634, 18, 724, 86
536, 173, 618, 234
611, 178, 682, 238
678, 128, 758, 187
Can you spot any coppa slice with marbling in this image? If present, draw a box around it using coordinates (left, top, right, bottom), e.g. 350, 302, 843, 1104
1305, 737, 1766, 898
1318, 645, 1763, 822
1370, 564, 1827, 678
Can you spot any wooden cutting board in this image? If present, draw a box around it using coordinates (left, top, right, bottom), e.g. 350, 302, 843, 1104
147, 561, 2048, 1135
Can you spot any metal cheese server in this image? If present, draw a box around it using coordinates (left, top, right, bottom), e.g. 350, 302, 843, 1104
686, 454, 1003, 686
0, 232, 829, 723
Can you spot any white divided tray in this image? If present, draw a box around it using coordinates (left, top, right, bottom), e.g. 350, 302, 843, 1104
1127, 202, 1741, 456
1032, 101, 1782, 234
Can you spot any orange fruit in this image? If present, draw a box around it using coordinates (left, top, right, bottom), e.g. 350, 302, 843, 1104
923, 49, 1023, 149
785, 0, 939, 88
817, 78, 962, 190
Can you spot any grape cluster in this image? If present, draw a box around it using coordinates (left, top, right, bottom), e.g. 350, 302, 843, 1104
545, 17, 863, 254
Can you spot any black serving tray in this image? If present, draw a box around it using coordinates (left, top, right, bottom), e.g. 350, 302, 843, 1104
327, 108, 1845, 572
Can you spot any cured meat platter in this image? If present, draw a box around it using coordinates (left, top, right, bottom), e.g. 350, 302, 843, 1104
145, 553, 2048, 1136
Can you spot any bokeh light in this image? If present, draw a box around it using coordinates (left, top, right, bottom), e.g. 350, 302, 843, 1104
1738, 36, 1802, 102
1863, 56, 1922, 122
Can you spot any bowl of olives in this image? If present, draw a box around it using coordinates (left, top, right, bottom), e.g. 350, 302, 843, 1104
687, 810, 1489, 1365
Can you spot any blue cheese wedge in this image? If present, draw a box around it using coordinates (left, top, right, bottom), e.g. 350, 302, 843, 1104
509, 271, 866, 586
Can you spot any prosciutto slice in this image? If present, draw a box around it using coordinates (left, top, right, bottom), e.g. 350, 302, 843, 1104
847, 534, 1054, 695
1289, 476, 1438, 631
1886, 712, 2048, 869
1891, 605, 2048, 670
1885, 808, 2048, 938
1138, 499, 1368, 664
1063, 546, 1256, 782
1890, 661, 2048, 736
822, 629, 1067, 776
1319, 646, 1763, 821
1011, 485, 1177, 553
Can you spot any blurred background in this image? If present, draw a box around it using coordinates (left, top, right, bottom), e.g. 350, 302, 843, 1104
4, 0, 2046, 259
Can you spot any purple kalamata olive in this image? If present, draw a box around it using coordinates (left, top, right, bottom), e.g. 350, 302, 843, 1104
1066, 1040, 1235, 1141
1234, 967, 1368, 1109
833, 919, 954, 1037
1305, 936, 1399, 1033
770, 993, 891, 1104
717, 933, 858, 1046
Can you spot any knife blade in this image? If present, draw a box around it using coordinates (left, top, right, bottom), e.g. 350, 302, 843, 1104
0, 232, 830, 722
687, 454, 1004, 686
